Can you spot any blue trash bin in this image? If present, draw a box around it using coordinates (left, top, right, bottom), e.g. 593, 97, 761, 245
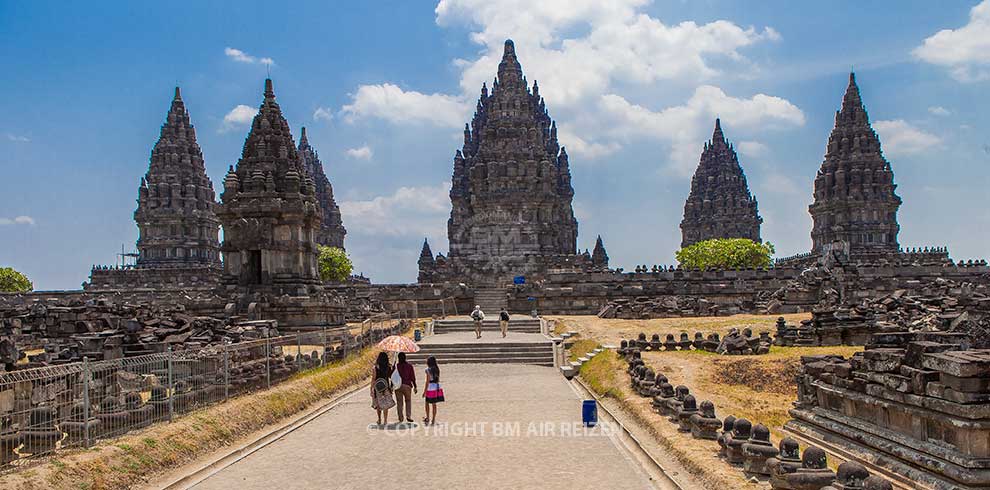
414, 329, 422, 341
582, 400, 597, 427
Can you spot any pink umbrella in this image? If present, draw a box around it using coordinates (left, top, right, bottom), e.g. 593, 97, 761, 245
377, 335, 421, 353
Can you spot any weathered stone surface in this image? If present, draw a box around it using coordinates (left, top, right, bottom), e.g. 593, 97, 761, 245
297, 127, 345, 249
420, 40, 588, 285
218, 79, 322, 295
809, 72, 901, 260
680, 118, 762, 248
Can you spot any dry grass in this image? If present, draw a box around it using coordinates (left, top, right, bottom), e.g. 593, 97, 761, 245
548, 312, 811, 346
0, 348, 380, 490
571, 314, 862, 487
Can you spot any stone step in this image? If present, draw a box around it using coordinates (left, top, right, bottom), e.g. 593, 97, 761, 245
408, 357, 554, 366
413, 346, 552, 355
408, 351, 552, 361
435, 320, 541, 327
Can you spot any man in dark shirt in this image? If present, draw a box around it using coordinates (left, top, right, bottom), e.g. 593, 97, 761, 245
499, 308, 510, 338
393, 352, 417, 423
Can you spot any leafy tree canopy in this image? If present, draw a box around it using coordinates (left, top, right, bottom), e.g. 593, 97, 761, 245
675, 238, 775, 270
318, 246, 353, 282
0, 267, 33, 293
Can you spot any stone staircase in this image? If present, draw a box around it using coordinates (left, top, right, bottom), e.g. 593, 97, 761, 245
431, 317, 542, 334
407, 340, 554, 366
472, 287, 508, 313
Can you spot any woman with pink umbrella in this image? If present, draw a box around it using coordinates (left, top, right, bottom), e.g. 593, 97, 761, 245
376, 335, 421, 424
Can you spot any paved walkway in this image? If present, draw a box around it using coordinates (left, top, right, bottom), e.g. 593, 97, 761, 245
191, 364, 656, 490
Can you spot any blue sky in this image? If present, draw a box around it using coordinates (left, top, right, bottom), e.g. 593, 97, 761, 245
2, 0, 988, 290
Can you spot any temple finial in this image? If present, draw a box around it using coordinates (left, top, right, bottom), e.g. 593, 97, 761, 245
264, 78, 274, 98
300, 126, 308, 146
174, 86, 181, 100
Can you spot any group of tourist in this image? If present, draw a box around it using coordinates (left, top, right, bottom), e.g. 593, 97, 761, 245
371, 352, 444, 426
470, 305, 511, 339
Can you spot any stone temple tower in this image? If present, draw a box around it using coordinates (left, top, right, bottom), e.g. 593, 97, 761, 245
435, 39, 581, 285
218, 79, 322, 295
809, 72, 901, 258
680, 118, 762, 248
298, 127, 346, 249
135, 87, 221, 267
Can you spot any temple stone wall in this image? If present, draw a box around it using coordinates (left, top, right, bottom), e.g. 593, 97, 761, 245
85, 266, 221, 292
504, 264, 990, 315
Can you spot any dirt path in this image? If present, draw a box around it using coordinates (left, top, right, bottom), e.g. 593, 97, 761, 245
187, 364, 660, 490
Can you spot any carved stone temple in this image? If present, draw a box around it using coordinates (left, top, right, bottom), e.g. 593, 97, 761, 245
86, 87, 222, 290
419, 39, 589, 285
680, 118, 762, 248
808, 72, 901, 260
218, 79, 323, 295
298, 127, 346, 249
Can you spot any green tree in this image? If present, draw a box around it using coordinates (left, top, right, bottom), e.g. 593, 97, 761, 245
318, 246, 353, 282
675, 238, 775, 270
0, 267, 33, 293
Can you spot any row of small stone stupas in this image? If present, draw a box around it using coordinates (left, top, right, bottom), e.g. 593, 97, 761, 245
617, 345, 895, 489
618, 327, 773, 355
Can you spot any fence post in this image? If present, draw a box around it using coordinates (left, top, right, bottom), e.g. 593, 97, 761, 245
322, 327, 327, 367
441, 298, 446, 318
296, 335, 302, 372
166, 346, 175, 422
265, 333, 272, 389
82, 356, 91, 448
222, 342, 230, 401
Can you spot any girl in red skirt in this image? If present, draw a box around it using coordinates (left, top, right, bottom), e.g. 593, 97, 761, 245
422, 356, 444, 425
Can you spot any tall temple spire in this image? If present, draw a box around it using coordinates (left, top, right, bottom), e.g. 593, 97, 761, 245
218, 79, 322, 292
497, 39, 523, 86
134, 86, 220, 268
809, 72, 901, 258
592, 235, 609, 268
679, 118, 762, 248
431, 39, 582, 285
298, 126, 346, 249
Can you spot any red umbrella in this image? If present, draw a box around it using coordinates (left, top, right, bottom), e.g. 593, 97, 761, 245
377, 335, 421, 353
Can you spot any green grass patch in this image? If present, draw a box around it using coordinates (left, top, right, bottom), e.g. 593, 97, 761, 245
567, 338, 600, 362
579, 351, 624, 399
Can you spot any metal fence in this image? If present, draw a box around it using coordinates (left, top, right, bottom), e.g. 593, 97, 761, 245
0, 321, 406, 469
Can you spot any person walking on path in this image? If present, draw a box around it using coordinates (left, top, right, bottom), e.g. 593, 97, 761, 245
392, 352, 417, 423
499, 308, 510, 338
370, 352, 395, 426
471, 305, 485, 339
422, 356, 444, 425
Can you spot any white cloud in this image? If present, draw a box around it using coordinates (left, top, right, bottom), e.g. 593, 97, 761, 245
0, 216, 35, 226
873, 119, 942, 157
224, 47, 274, 66
437, 0, 781, 105
341, 1, 798, 173
220, 104, 257, 132
737, 140, 768, 157
928, 106, 951, 116
556, 128, 620, 160
345, 145, 373, 160
758, 172, 802, 196
596, 86, 805, 175
5, 134, 30, 143
313, 107, 334, 122
341, 84, 469, 127
913, 1, 990, 81
339, 183, 452, 238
